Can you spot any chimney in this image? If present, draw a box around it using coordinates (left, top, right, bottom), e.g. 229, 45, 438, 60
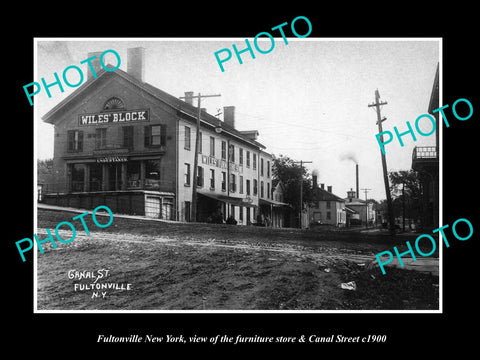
327, 185, 332, 193
356, 164, 359, 199
320, 183, 325, 190
184, 91, 194, 105
223, 106, 235, 128
312, 170, 318, 188
87, 51, 103, 80
240, 130, 259, 141
127, 47, 145, 82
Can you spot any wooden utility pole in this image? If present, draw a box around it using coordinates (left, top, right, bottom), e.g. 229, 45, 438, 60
368, 89, 395, 234
292, 160, 312, 229
361, 188, 371, 229
179, 92, 221, 222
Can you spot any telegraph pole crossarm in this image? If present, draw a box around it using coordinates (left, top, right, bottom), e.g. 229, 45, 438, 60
180, 92, 221, 222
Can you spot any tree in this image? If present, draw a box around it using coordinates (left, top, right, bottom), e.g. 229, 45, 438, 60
37, 158, 54, 184
388, 170, 422, 228
272, 155, 314, 216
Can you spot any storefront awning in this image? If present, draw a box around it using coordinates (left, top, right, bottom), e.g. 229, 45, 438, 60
259, 198, 291, 207
198, 192, 257, 207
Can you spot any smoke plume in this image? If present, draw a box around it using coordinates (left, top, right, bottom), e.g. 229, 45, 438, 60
340, 152, 358, 164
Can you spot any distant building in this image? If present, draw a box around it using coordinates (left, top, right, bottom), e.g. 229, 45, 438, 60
269, 180, 292, 228
308, 173, 346, 227
344, 189, 375, 226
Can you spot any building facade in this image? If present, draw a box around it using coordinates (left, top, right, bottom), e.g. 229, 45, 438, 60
344, 189, 376, 226
41, 47, 273, 225
411, 63, 439, 229
308, 175, 346, 227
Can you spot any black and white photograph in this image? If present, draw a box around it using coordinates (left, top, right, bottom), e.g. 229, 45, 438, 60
34, 38, 441, 312
7, 7, 479, 354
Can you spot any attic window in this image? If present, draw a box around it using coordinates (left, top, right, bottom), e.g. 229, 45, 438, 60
104, 97, 124, 110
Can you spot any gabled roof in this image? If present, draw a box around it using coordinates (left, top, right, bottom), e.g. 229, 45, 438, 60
42, 65, 118, 123
313, 186, 345, 202
427, 63, 439, 114
344, 198, 366, 206
42, 66, 266, 150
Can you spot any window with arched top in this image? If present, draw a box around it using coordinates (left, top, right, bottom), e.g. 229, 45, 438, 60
103, 97, 124, 110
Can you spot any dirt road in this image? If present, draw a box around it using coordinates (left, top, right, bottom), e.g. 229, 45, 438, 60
35, 208, 439, 311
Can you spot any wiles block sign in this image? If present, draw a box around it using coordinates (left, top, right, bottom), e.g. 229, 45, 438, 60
78, 109, 150, 126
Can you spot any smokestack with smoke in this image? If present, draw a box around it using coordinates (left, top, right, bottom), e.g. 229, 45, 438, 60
340, 152, 359, 198
356, 164, 359, 199
340, 152, 358, 164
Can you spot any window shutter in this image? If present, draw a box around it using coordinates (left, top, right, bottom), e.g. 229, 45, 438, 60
78, 131, 84, 151
160, 124, 167, 146
144, 126, 150, 147
67, 131, 73, 151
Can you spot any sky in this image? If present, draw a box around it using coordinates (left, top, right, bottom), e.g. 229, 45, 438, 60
35, 38, 440, 202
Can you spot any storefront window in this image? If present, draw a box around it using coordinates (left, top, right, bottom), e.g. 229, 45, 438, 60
127, 161, 141, 189
89, 163, 102, 191
70, 164, 84, 192
145, 160, 161, 189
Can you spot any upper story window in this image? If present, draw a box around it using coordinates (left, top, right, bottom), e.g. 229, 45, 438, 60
210, 136, 215, 157
95, 128, 107, 149
197, 166, 204, 187
184, 126, 191, 150
67, 130, 83, 152
123, 126, 133, 149
144, 125, 167, 147
184, 163, 191, 186
229, 144, 235, 162
221, 141, 227, 160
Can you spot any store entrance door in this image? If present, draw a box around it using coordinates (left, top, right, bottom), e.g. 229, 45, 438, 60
107, 163, 122, 191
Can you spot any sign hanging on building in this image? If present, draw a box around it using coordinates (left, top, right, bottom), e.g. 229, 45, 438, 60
201, 155, 243, 173
78, 109, 150, 126
96, 155, 128, 163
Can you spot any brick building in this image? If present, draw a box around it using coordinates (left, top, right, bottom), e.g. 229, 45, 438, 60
41, 47, 274, 224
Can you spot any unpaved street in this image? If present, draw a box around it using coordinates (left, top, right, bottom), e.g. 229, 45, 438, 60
35, 208, 439, 311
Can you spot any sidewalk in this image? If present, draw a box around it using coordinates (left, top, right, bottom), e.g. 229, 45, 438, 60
373, 256, 439, 276
37, 203, 181, 224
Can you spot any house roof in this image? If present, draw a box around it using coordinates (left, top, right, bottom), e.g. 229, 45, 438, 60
313, 186, 345, 202
428, 63, 439, 114
42, 66, 266, 150
345, 206, 358, 214
344, 198, 366, 206
272, 178, 285, 190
